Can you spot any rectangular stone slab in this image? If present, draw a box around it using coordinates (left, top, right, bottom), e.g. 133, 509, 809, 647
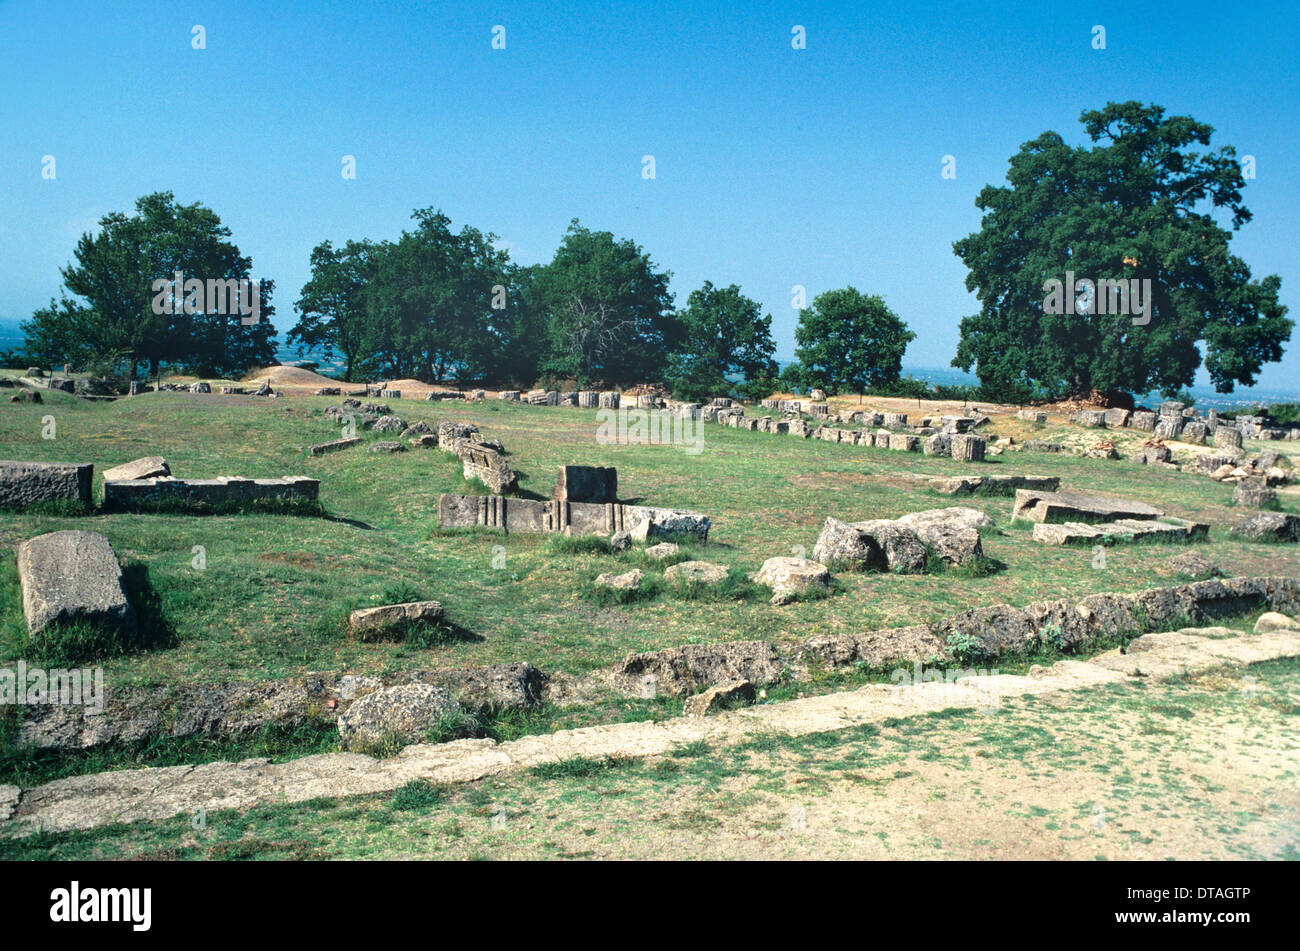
1013, 488, 1164, 524
553, 465, 617, 503
929, 475, 1060, 496
0, 461, 93, 508
17, 530, 136, 638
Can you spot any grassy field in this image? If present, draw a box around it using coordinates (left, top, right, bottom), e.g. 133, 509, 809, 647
1, 388, 1298, 691
6, 654, 1296, 860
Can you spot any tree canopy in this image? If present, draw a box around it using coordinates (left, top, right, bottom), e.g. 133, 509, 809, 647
529, 220, 680, 386
21, 192, 277, 379
661, 281, 778, 402
952, 101, 1291, 402
783, 288, 915, 396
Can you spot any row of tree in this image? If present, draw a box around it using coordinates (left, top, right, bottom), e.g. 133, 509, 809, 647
11, 101, 1291, 401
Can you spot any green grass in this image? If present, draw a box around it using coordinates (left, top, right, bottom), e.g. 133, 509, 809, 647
0, 391, 1295, 701
7, 654, 1296, 860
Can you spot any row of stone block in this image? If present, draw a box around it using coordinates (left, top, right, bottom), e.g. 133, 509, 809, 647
437, 493, 710, 540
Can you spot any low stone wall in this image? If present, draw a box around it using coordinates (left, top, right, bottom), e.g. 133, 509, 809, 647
0, 461, 93, 509
103, 476, 320, 509
619, 576, 1300, 692
438, 493, 710, 540
458, 444, 516, 494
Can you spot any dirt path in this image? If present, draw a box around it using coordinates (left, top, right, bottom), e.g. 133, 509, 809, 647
5, 626, 1298, 842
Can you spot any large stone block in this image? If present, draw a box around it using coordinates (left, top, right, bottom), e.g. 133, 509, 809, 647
459, 444, 516, 495
554, 465, 617, 503
102, 476, 319, 509
0, 461, 93, 509
17, 530, 136, 640
951, 434, 986, 462
348, 600, 443, 641
1130, 411, 1156, 431
1215, 427, 1244, 450
1012, 488, 1163, 524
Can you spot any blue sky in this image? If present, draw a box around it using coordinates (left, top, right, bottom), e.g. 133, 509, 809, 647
2, 0, 1297, 389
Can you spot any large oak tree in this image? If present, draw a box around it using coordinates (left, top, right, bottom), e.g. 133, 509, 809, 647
952, 102, 1290, 403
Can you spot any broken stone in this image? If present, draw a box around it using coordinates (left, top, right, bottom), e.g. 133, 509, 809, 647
851, 520, 928, 572
812, 517, 885, 569
1167, 551, 1221, 578
1232, 511, 1300, 542
336, 684, 464, 751
1233, 479, 1276, 508
753, 556, 831, 604
17, 530, 137, 641
102, 456, 169, 482
595, 568, 644, 591
348, 600, 444, 641
1254, 612, 1299, 634
664, 561, 729, 585
554, 465, 617, 503
644, 542, 680, 560
684, 679, 756, 716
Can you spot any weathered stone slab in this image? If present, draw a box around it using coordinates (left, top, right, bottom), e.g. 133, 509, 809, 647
1012, 489, 1163, 524
951, 434, 986, 462
1232, 512, 1300, 542
103, 476, 319, 508
1016, 409, 1047, 423
0, 461, 93, 509
308, 437, 363, 456
553, 465, 617, 503
928, 474, 1060, 496
348, 600, 443, 641
17, 531, 136, 639
459, 444, 516, 494
102, 456, 171, 482
436, 494, 709, 541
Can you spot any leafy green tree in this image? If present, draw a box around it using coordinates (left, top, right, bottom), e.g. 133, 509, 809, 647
19, 192, 276, 379
786, 288, 915, 396
361, 209, 515, 382
294, 210, 517, 383
530, 220, 679, 385
952, 101, 1291, 402
662, 282, 778, 401
289, 239, 378, 382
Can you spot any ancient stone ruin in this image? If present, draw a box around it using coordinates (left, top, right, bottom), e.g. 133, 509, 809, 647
103, 475, 320, 509
17, 530, 136, 641
553, 465, 617, 503
438, 493, 709, 541
0, 461, 93, 509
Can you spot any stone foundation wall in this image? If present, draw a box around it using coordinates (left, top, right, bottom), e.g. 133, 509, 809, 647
438, 493, 709, 540
103, 476, 320, 508
0, 461, 93, 508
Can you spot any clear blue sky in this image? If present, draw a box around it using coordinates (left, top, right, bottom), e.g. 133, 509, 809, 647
2, 0, 1297, 389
